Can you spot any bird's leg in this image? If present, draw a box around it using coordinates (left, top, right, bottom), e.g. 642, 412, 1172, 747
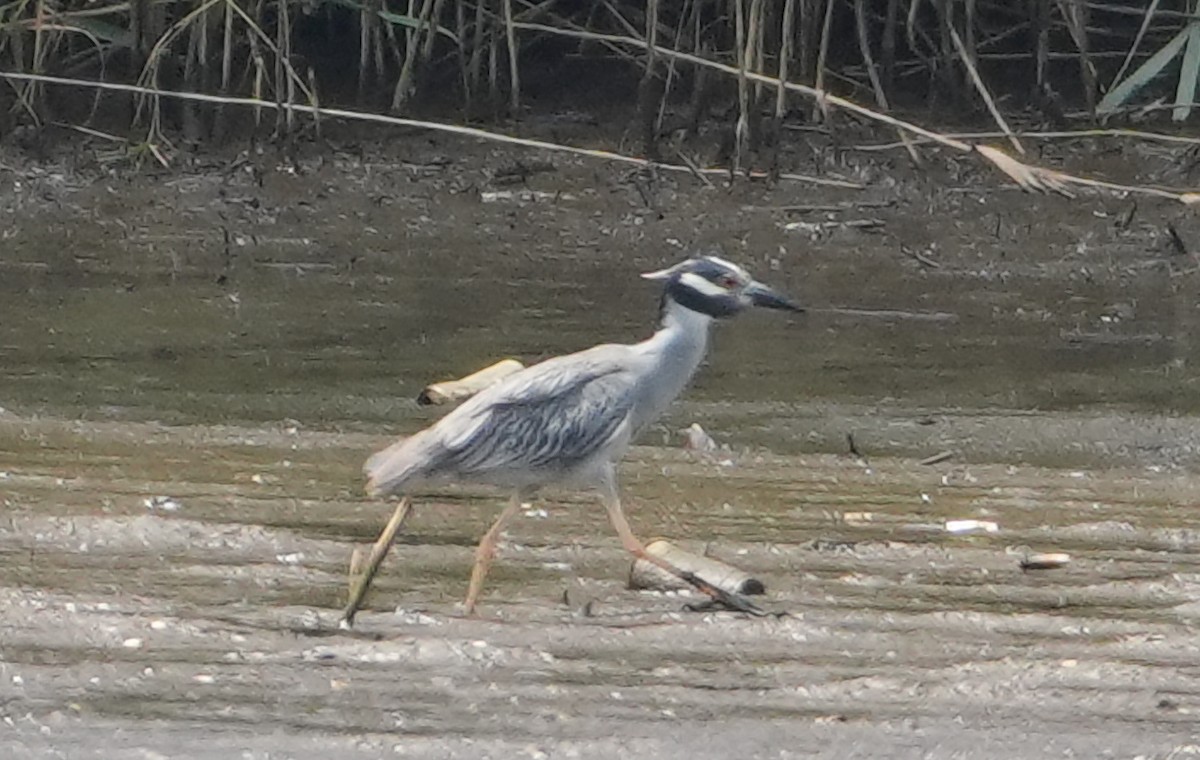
463, 492, 524, 616
601, 487, 766, 616
340, 496, 416, 628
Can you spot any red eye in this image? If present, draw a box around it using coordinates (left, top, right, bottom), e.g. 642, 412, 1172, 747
719, 276, 738, 288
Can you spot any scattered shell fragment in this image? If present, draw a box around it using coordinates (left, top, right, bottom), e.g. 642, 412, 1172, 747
629, 539, 764, 596
944, 519, 999, 535
783, 219, 884, 236
143, 496, 181, 512
480, 190, 576, 204
842, 511, 874, 524
393, 608, 440, 626
417, 359, 525, 406
681, 422, 718, 452
1020, 552, 1071, 571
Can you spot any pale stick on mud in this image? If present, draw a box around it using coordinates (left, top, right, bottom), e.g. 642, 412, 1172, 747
628, 539, 765, 596
340, 496, 414, 628
416, 359, 525, 405
1019, 552, 1071, 571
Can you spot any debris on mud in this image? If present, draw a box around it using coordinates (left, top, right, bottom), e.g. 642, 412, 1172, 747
681, 422, 718, 452
944, 519, 1000, 535
1018, 552, 1072, 571
628, 539, 764, 596
416, 359, 526, 406
142, 496, 182, 512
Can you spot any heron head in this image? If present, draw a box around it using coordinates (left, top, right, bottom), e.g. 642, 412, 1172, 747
641, 255, 803, 318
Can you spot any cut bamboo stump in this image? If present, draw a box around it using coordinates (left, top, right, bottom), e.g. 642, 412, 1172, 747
339, 496, 414, 629
628, 539, 765, 596
416, 359, 525, 405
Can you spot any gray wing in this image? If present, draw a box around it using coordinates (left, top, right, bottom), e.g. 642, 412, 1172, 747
365, 346, 640, 494
435, 350, 636, 477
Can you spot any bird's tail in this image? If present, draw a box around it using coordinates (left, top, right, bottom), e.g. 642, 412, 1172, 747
363, 432, 434, 498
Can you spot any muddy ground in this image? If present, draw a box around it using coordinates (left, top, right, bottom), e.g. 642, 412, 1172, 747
4, 113, 1200, 757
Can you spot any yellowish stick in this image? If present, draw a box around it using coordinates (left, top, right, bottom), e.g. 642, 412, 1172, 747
417, 359, 525, 406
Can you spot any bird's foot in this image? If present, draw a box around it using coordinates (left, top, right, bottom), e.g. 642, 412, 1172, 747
683, 596, 786, 617
337, 606, 359, 629
678, 571, 780, 617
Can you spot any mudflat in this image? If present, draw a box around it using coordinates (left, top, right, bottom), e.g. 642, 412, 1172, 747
3, 128, 1199, 758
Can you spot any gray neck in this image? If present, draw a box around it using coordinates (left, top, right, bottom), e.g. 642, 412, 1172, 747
633, 298, 713, 430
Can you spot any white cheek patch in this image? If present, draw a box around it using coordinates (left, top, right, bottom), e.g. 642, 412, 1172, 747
679, 271, 730, 297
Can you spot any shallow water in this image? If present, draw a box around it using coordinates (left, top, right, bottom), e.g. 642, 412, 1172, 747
2, 137, 1199, 439
3, 136, 1200, 758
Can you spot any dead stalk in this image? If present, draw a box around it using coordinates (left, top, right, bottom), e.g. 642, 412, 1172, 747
1107, 0, 1160, 94
854, 0, 888, 111
881, 0, 898, 94
358, 1, 374, 99
812, 0, 834, 122
502, 0, 519, 114
455, 0, 469, 110
749, 0, 764, 104
488, 25, 499, 106
468, 0, 486, 100
776, 0, 796, 119
276, 0, 292, 134
948, 25, 1023, 155
639, 0, 660, 158
1055, 0, 1097, 117
733, 0, 748, 171
654, 0, 691, 136
392, 0, 437, 111
215, 0, 233, 136
854, 0, 920, 164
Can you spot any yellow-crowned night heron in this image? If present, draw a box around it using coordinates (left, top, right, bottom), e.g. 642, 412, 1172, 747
355, 256, 801, 619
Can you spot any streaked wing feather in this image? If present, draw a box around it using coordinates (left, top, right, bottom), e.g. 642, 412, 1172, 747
431, 351, 636, 478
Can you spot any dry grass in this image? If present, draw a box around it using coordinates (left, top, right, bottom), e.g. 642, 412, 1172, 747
1, 1, 1199, 202
0, 1, 1189, 126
